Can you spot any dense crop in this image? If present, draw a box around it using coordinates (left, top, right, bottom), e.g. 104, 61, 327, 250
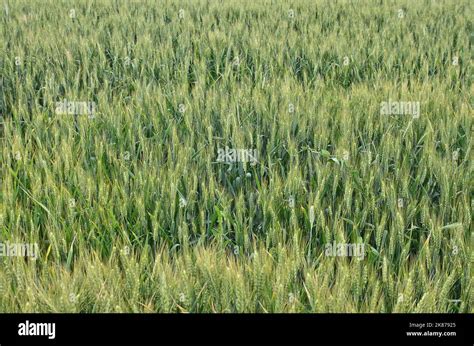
0, 0, 472, 312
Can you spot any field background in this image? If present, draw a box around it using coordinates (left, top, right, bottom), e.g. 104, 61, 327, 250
0, 0, 472, 312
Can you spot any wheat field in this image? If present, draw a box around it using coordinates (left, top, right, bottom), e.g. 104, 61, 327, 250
0, 0, 472, 313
